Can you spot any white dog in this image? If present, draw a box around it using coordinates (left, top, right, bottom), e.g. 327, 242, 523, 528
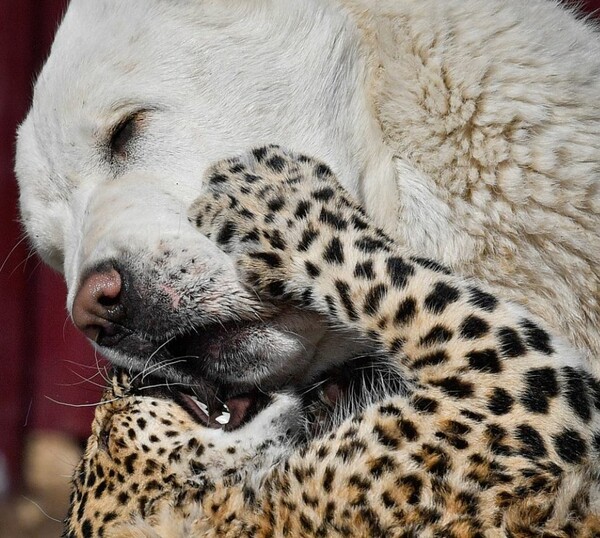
15, 0, 600, 391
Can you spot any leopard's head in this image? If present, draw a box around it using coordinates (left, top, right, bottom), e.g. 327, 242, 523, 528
63, 370, 303, 538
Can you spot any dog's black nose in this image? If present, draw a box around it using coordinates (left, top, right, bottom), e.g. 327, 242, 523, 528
72, 265, 124, 343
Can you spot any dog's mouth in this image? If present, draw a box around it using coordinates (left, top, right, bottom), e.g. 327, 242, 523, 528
96, 318, 246, 360
96, 308, 326, 393
163, 322, 263, 364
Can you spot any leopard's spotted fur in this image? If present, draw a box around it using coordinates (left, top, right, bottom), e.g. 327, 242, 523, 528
64, 146, 600, 537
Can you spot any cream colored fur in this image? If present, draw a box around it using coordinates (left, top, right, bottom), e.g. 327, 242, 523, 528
343, 0, 600, 368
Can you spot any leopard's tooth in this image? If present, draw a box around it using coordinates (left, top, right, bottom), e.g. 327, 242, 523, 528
215, 404, 231, 425
190, 396, 210, 417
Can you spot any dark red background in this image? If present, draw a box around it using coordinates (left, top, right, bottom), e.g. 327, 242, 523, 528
1, 0, 599, 494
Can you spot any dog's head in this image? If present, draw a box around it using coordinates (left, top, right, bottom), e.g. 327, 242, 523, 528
15, 0, 381, 391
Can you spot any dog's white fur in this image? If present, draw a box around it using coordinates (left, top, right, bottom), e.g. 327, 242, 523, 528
16, 0, 600, 379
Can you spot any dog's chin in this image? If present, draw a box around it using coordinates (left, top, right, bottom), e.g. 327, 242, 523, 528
96, 308, 332, 392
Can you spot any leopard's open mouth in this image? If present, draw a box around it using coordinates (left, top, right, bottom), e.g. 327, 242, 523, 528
126, 353, 405, 434
127, 366, 348, 434
129, 371, 273, 432
174, 389, 273, 432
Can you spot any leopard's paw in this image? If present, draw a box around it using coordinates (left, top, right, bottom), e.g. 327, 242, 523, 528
189, 145, 356, 304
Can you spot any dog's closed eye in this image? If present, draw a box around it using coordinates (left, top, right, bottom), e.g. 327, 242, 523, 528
110, 115, 136, 158
109, 109, 149, 161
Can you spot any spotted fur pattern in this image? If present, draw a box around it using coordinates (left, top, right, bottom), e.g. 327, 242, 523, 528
65, 146, 600, 537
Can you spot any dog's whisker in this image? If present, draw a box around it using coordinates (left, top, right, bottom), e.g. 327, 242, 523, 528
136, 381, 189, 391
138, 336, 178, 381
133, 357, 189, 382
0, 234, 31, 273
7, 249, 43, 277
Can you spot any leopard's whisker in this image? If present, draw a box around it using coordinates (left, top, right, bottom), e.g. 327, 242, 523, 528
21, 496, 63, 524
44, 395, 123, 408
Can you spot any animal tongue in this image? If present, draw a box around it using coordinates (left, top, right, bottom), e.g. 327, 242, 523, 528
223, 395, 254, 431
177, 390, 257, 431
178, 392, 223, 428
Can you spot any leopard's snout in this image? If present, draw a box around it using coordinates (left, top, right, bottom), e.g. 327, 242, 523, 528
72, 263, 125, 345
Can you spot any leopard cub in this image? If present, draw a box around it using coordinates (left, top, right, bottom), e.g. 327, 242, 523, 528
65, 146, 600, 537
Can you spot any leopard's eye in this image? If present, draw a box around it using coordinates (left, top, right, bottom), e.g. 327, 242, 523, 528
109, 114, 137, 160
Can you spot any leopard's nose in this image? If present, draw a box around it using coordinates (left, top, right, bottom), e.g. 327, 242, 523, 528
72, 264, 124, 342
